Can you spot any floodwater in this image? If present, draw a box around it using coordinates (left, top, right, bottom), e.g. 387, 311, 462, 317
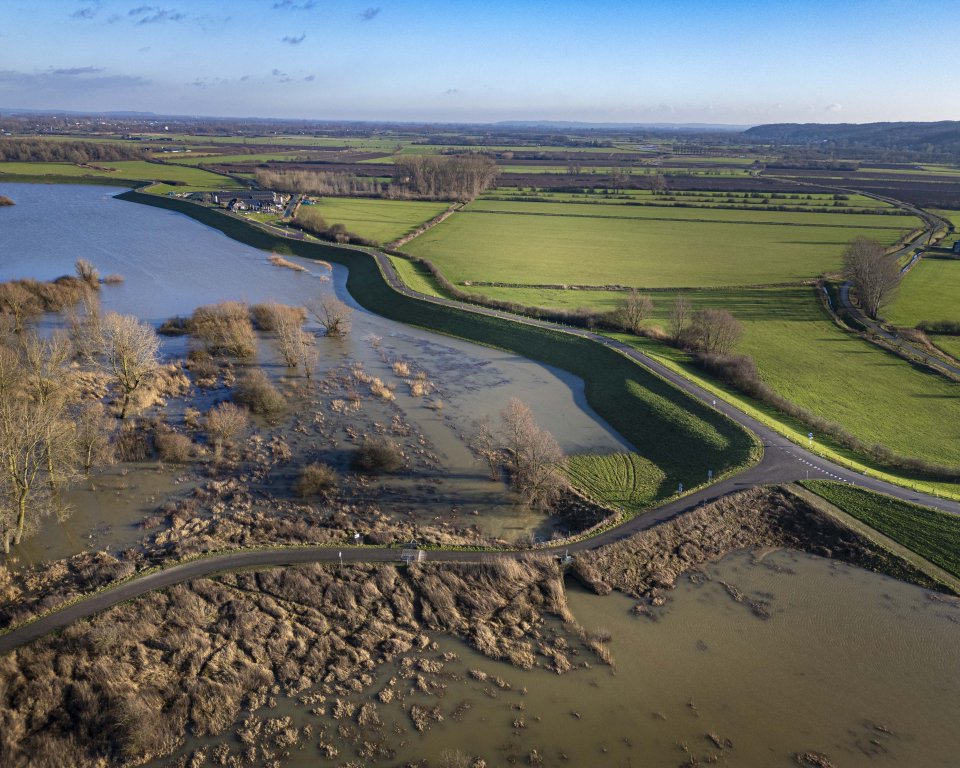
0, 183, 630, 561
173, 550, 960, 768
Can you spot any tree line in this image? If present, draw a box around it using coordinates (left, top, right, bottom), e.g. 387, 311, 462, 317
0, 138, 145, 164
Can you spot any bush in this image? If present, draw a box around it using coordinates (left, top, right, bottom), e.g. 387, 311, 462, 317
232, 369, 286, 416
114, 421, 152, 462
158, 315, 191, 336
353, 437, 403, 473
155, 431, 195, 463
250, 302, 306, 332
102, 273, 125, 285
191, 302, 257, 359
295, 462, 338, 497
205, 401, 249, 454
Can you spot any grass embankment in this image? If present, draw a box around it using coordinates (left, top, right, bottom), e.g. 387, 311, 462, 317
565, 453, 666, 514
405, 202, 920, 288
299, 198, 448, 244
116, 191, 760, 503
801, 480, 960, 579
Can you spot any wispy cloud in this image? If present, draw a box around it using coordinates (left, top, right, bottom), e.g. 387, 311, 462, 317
128, 6, 186, 25
304, 74, 315, 82
0, 69, 150, 91
360, 7, 381, 21
825, 103, 842, 112
281, 33, 306, 45
52, 66, 105, 76
70, 5, 98, 20
272, 0, 316, 9
271, 68, 292, 83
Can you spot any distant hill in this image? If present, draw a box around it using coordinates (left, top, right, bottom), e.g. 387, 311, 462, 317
496, 120, 749, 132
743, 121, 960, 156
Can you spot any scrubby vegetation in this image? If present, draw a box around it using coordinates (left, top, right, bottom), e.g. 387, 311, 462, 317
190, 301, 258, 360
295, 462, 338, 496
353, 436, 404, 473
0, 137, 144, 163
0, 195, 14, 206
232, 369, 286, 416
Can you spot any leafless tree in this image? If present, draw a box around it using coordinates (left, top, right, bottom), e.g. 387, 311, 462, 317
842, 236, 901, 320
67, 291, 104, 364
74, 258, 100, 289
74, 402, 115, 474
98, 312, 161, 419
615, 290, 653, 334
308, 295, 352, 338
0, 282, 39, 334
669, 294, 691, 345
499, 398, 569, 510
269, 305, 318, 375
650, 171, 668, 195
205, 402, 249, 458
689, 309, 743, 354
468, 416, 501, 479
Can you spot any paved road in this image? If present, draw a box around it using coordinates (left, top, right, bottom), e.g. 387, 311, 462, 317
4, 206, 960, 655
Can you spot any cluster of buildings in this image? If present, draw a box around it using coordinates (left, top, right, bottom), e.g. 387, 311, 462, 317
191, 190, 286, 212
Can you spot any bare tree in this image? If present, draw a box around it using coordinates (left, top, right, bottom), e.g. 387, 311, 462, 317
468, 416, 501, 479
205, 402, 249, 458
270, 305, 318, 375
842, 236, 900, 320
670, 294, 691, 345
689, 309, 743, 354
74, 402, 115, 474
499, 398, 569, 510
98, 312, 161, 419
615, 290, 653, 334
67, 291, 104, 364
308, 295, 353, 338
75, 258, 100, 289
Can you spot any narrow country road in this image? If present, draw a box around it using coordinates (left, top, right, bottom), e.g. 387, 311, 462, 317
3, 202, 959, 656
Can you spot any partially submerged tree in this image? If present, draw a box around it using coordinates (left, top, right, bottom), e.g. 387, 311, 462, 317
190, 302, 257, 359
205, 401, 249, 458
308, 295, 352, 338
499, 398, 569, 511
843, 236, 900, 320
74, 258, 100, 290
98, 312, 161, 419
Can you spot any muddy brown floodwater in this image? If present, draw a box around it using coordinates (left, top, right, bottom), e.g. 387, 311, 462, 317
0, 183, 631, 562
163, 549, 960, 768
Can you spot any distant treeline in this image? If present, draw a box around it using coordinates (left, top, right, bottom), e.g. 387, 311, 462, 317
743, 121, 960, 160
0, 138, 145, 163
255, 169, 381, 197
259, 154, 499, 202
392, 154, 499, 200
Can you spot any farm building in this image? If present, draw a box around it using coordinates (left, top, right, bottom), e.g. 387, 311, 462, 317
206, 190, 283, 211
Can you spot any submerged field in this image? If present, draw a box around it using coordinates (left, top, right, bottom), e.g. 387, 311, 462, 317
405, 201, 920, 288
0, 159, 241, 190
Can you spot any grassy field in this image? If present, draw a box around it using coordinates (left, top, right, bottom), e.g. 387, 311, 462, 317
0, 160, 241, 189
888, 258, 960, 327
300, 198, 448, 244
421, 279, 960, 469
168, 152, 306, 165
801, 481, 960, 578
405, 205, 919, 288
565, 453, 666, 513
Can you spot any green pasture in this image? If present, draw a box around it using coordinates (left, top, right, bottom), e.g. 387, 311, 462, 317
801, 481, 960, 579
565, 453, 666, 514
300, 197, 447, 243
888, 259, 960, 327
404, 206, 918, 288
168, 152, 306, 166
0, 159, 241, 189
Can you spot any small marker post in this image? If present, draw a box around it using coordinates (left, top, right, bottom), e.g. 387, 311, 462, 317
707, 469, 713, 481
808, 432, 813, 449
338, 551, 343, 569
678, 482, 683, 494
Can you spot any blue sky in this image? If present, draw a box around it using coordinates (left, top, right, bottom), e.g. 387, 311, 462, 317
1, 0, 957, 124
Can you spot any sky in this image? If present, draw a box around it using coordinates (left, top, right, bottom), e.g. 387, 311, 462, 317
1, 0, 958, 125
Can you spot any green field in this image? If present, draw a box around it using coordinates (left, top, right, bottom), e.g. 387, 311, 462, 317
888, 258, 960, 327
802, 481, 960, 578
300, 197, 448, 244
168, 152, 306, 166
404, 204, 919, 288
565, 453, 666, 513
420, 279, 960, 469
0, 160, 241, 189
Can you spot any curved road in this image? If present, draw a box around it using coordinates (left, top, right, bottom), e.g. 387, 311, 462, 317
4, 207, 960, 655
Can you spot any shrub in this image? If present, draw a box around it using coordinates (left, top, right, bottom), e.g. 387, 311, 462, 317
205, 402, 249, 454
295, 462, 338, 497
102, 273, 125, 285
158, 315, 191, 336
114, 421, 152, 462
250, 302, 306, 332
232, 369, 286, 416
353, 437, 403, 473
75, 258, 100, 289
191, 302, 257, 359
154, 431, 195, 463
